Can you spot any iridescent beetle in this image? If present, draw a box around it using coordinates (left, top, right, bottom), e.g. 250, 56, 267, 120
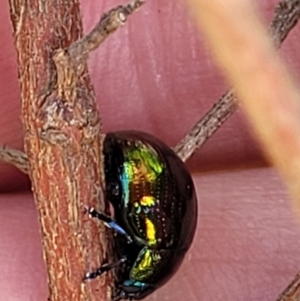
85, 131, 197, 300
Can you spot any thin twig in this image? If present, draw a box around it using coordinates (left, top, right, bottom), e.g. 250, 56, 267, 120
174, 0, 300, 162
270, 0, 300, 47
53, 0, 146, 105
0, 145, 28, 174
174, 89, 237, 162
69, 0, 146, 62
276, 272, 300, 301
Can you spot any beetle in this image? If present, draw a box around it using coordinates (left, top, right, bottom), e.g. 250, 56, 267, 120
85, 131, 198, 300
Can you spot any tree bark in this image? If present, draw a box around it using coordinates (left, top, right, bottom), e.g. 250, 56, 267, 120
8, 1, 111, 300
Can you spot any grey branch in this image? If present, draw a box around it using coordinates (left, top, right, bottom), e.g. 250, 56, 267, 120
68, 0, 146, 64
0, 145, 28, 174
276, 272, 300, 301
174, 0, 300, 162
174, 90, 237, 162
270, 0, 300, 47
53, 0, 146, 101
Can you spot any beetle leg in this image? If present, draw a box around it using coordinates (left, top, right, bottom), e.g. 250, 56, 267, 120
113, 294, 133, 301
84, 256, 127, 280
85, 206, 133, 243
112, 288, 127, 301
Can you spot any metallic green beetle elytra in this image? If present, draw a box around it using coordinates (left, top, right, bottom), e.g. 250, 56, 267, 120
85, 131, 198, 300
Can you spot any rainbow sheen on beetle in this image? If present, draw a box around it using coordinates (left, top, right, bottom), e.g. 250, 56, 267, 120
86, 131, 197, 300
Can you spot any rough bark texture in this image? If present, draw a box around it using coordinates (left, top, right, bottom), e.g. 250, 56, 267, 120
8, 1, 112, 301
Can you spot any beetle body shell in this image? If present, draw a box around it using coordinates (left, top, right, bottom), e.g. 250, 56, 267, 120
103, 131, 197, 300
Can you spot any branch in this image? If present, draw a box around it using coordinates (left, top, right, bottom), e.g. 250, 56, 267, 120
175, 0, 300, 162
8, 1, 145, 301
1, 0, 146, 176
53, 0, 146, 100
0, 146, 28, 174
276, 272, 300, 301
68, 0, 146, 63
